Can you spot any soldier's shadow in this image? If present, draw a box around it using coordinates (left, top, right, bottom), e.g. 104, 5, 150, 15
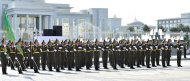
60, 71, 78, 74
6, 74, 19, 77
23, 76, 35, 81
80, 70, 99, 73
38, 72, 53, 75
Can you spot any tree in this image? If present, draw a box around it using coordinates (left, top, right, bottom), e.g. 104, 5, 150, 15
128, 26, 134, 32
143, 24, 150, 32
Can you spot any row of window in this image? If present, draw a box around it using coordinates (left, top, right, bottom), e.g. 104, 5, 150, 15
158, 20, 181, 24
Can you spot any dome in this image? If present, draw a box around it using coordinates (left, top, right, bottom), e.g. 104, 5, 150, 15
127, 19, 144, 27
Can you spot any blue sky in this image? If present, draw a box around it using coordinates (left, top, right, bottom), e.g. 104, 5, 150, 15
46, 0, 190, 26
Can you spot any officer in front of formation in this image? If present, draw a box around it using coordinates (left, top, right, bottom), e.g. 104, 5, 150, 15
0, 39, 8, 74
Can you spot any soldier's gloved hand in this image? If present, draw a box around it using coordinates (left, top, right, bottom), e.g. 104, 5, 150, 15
15, 57, 18, 60
47, 49, 49, 52
31, 57, 34, 60
74, 49, 76, 51
54, 50, 57, 52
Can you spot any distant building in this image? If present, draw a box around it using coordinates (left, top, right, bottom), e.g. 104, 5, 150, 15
0, 0, 108, 41
157, 13, 190, 31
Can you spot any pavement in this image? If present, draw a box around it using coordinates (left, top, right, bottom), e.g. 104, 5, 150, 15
0, 59, 190, 81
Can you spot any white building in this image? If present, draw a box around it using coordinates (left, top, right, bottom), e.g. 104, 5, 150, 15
108, 15, 122, 38
157, 13, 190, 31
0, 0, 108, 41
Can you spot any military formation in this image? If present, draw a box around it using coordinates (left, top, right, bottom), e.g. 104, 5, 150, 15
0, 38, 188, 75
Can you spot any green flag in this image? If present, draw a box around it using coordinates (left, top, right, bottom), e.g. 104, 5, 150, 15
2, 9, 15, 41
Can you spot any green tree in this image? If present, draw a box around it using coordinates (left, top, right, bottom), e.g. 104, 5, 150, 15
143, 24, 150, 32
128, 26, 134, 32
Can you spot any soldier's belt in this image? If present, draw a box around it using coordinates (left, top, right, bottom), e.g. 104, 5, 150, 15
49, 51, 54, 52
10, 52, 15, 53
41, 51, 46, 52
33, 52, 40, 54
0, 51, 5, 53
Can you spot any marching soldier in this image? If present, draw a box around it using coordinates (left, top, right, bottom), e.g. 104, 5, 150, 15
125, 40, 130, 67
0, 39, 8, 74
40, 40, 47, 70
54, 39, 61, 72
15, 39, 24, 74
166, 40, 173, 66
141, 41, 146, 66
102, 40, 109, 69
175, 40, 183, 67
93, 39, 101, 70
67, 40, 74, 70
8, 41, 16, 70
136, 41, 142, 68
112, 40, 119, 70
32, 40, 40, 73
145, 40, 151, 68
60, 40, 67, 70
85, 40, 93, 70
155, 40, 161, 66
162, 40, 167, 67
151, 40, 156, 67
75, 39, 82, 71
128, 40, 135, 69
119, 40, 126, 68
24, 42, 30, 68
47, 40, 54, 71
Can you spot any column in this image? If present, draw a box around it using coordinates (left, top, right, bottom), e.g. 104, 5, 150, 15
75, 18, 79, 39
59, 17, 62, 26
48, 15, 52, 29
69, 17, 73, 40
26, 14, 29, 32
13, 14, 18, 40
39, 15, 42, 35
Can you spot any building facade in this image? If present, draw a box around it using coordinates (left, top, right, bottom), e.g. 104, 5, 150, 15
0, 0, 108, 41
157, 13, 190, 31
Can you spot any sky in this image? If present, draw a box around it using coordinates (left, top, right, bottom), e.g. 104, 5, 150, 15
45, 0, 190, 26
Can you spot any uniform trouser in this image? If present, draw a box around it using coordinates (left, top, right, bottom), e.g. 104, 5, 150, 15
119, 51, 125, 68
140, 51, 146, 66
29, 52, 33, 69
155, 50, 160, 65
184, 48, 187, 58
162, 50, 167, 67
146, 50, 151, 68
109, 51, 113, 66
102, 50, 109, 68
166, 50, 171, 66
94, 51, 100, 70
61, 52, 66, 69
1, 53, 7, 74
89, 52, 93, 67
41, 52, 47, 70
136, 51, 141, 67
177, 50, 182, 66
67, 52, 73, 70
85, 52, 92, 69
16, 54, 24, 73
151, 51, 156, 66
81, 51, 86, 67
75, 51, 80, 70
47, 52, 54, 71
33, 54, 40, 72
125, 51, 129, 66
55, 52, 61, 72
23, 53, 29, 68
71, 52, 75, 68
112, 51, 118, 69
129, 51, 134, 68
9, 53, 15, 69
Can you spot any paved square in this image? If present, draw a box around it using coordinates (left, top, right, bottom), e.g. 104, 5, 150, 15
0, 60, 190, 81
